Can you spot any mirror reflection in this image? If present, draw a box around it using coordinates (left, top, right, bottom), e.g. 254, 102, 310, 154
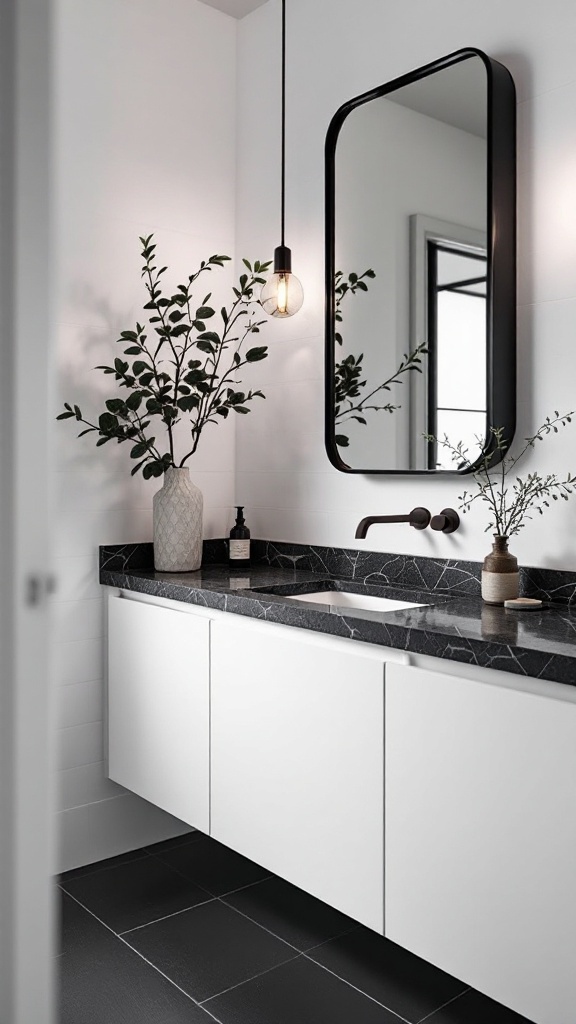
330, 54, 490, 472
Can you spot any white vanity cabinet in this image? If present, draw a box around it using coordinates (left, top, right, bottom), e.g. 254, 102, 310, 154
384, 662, 576, 1024
210, 616, 392, 932
107, 594, 210, 832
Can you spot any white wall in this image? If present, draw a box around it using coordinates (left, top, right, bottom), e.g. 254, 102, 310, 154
236, 0, 576, 571
53, 0, 238, 870
335, 95, 486, 467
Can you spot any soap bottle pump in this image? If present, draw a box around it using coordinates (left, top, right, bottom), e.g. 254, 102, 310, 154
229, 506, 251, 568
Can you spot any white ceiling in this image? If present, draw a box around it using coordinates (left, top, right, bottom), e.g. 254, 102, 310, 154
197, 0, 269, 18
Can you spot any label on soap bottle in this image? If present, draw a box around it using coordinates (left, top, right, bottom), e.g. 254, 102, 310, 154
230, 539, 250, 560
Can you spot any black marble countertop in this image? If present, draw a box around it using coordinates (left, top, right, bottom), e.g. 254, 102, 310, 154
100, 560, 576, 688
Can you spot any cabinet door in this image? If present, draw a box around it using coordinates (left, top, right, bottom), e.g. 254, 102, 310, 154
211, 618, 386, 932
385, 663, 576, 1024
107, 595, 209, 832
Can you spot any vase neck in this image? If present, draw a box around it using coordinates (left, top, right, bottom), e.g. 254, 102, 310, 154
492, 535, 509, 553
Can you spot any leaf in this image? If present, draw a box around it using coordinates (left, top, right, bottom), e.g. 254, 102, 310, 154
130, 460, 147, 476
130, 441, 149, 459
177, 396, 198, 412
56, 411, 75, 420
124, 345, 142, 355
126, 392, 143, 412
168, 310, 185, 323
196, 338, 216, 354
233, 406, 250, 414
335, 434, 350, 447
105, 399, 127, 416
245, 346, 268, 362
196, 331, 221, 345
98, 412, 118, 433
131, 360, 150, 376
196, 306, 215, 319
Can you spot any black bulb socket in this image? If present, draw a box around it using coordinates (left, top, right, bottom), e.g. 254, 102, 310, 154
273, 244, 292, 274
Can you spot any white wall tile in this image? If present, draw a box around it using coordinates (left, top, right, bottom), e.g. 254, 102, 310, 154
57, 722, 103, 772
57, 794, 192, 873
54, 639, 103, 688
56, 680, 103, 730
57, 762, 125, 812
54, 599, 104, 644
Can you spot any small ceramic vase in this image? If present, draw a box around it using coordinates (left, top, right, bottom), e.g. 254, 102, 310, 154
153, 467, 203, 572
481, 535, 519, 605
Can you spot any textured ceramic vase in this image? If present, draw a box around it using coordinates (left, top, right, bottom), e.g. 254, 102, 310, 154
153, 467, 203, 572
481, 535, 519, 605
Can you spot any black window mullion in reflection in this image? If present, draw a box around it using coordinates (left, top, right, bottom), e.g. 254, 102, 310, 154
437, 276, 486, 293
426, 240, 438, 470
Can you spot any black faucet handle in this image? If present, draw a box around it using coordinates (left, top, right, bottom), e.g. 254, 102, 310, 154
409, 507, 431, 530
430, 508, 460, 534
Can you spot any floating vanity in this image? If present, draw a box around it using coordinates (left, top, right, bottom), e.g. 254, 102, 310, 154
101, 543, 576, 1024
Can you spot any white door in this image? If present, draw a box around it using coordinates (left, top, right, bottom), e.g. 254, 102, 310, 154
108, 596, 210, 832
385, 662, 576, 1024
0, 0, 57, 1021
211, 617, 386, 932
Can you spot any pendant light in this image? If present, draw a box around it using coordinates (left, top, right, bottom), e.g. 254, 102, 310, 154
260, 0, 304, 318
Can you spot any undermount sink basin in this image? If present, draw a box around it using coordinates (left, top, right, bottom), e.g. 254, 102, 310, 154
285, 590, 427, 614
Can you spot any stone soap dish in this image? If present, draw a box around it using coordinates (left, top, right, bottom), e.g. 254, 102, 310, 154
504, 597, 543, 610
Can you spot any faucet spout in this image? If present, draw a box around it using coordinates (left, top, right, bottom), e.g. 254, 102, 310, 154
355, 507, 431, 539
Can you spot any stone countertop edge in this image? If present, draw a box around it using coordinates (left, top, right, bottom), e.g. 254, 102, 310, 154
99, 562, 576, 689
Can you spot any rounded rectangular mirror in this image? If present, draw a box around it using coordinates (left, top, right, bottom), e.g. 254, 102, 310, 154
325, 48, 516, 474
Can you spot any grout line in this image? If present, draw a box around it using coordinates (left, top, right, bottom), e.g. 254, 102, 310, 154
298, 922, 362, 954
301, 952, 412, 1023
216, 897, 302, 954
416, 987, 471, 1024
120, 896, 217, 936
200, 952, 303, 1007
58, 790, 129, 814
216, 873, 275, 898
59, 848, 151, 884
59, 888, 222, 1022
144, 850, 216, 898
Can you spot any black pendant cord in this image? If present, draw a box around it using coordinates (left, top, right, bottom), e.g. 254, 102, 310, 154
280, 0, 286, 248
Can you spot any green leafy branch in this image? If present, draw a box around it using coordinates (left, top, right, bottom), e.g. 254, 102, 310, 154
425, 412, 576, 537
333, 268, 427, 448
57, 237, 271, 479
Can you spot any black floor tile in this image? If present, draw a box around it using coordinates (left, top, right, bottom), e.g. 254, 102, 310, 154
123, 899, 298, 1003
307, 927, 467, 1023
61, 850, 214, 933
151, 833, 270, 896
60, 897, 212, 1024
205, 954, 404, 1023
224, 874, 358, 951
60, 890, 110, 956
423, 987, 537, 1024
59, 846, 151, 883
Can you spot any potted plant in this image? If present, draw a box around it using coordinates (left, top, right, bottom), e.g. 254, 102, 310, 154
58, 236, 271, 572
429, 413, 576, 603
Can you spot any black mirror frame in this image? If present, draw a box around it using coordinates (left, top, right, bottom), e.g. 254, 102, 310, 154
325, 47, 516, 475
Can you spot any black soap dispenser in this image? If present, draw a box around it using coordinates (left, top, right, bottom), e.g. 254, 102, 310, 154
229, 506, 251, 568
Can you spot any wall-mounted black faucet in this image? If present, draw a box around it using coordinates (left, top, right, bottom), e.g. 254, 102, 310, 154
430, 508, 460, 534
355, 507, 431, 539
